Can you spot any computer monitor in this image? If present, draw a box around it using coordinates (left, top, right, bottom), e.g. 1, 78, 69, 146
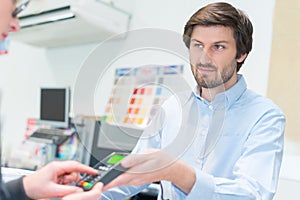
39, 87, 70, 128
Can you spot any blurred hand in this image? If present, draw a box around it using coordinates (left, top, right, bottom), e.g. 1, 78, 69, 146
23, 160, 103, 199
62, 182, 103, 200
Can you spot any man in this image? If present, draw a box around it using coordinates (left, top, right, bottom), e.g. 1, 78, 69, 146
101, 2, 285, 200
0, 0, 103, 199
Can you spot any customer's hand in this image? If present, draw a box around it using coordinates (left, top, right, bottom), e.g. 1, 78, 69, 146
62, 182, 103, 200
23, 160, 103, 199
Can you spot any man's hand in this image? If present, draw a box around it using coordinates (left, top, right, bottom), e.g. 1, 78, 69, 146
104, 149, 196, 194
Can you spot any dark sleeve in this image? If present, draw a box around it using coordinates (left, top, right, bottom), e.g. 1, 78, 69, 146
4, 177, 30, 200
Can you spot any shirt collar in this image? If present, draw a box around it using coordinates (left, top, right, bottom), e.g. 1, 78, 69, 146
193, 74, 247, 109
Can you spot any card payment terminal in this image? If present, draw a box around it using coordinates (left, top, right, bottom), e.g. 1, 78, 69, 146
76, 152, 129, 191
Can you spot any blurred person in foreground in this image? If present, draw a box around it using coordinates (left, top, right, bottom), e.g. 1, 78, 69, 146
0, 0, 103, 199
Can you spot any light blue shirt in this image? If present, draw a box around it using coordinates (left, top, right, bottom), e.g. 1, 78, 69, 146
101, 75, 285, 200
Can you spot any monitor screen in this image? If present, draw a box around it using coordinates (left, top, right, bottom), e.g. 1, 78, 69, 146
39, 88, 70, 128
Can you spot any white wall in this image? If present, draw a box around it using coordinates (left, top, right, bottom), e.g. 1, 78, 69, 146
0, 42, 52, 156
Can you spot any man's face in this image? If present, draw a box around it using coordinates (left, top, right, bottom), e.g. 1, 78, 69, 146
0, 0, 19, 42
189, 25, 245, 90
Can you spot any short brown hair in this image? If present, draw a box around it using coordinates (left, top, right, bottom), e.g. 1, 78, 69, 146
183, 2, 253, 71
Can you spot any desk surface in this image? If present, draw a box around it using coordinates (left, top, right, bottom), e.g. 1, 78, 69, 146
1, 167, 34, 182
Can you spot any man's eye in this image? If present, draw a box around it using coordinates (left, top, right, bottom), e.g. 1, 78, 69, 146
193, 43, 203, 49
214, 45, 224, 50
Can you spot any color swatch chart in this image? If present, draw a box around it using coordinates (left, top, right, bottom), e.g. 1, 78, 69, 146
102, 64, 185, 128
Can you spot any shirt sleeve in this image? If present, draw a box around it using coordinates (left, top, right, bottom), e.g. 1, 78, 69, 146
4, 177, 30, 200
180, 108, 285, 200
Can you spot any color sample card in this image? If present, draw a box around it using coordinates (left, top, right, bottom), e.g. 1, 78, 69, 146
103, 65, 184, 128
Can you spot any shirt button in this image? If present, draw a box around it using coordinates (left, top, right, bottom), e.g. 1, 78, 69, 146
209, 105, 213, 110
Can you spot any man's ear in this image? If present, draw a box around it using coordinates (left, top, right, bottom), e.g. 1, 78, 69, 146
237, 53, 248, 63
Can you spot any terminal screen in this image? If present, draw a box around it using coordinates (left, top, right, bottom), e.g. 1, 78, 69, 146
106, 154, 126, 165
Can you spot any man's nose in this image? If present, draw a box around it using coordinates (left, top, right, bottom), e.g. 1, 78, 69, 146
9, 17, 20, 32
198, 49, 212, 65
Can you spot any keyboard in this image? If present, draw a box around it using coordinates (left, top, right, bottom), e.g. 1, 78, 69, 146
35, 128, 73, 135
29, 128, 74, 145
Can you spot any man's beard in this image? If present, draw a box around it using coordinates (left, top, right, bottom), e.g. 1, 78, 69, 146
192, 62, 236, 89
